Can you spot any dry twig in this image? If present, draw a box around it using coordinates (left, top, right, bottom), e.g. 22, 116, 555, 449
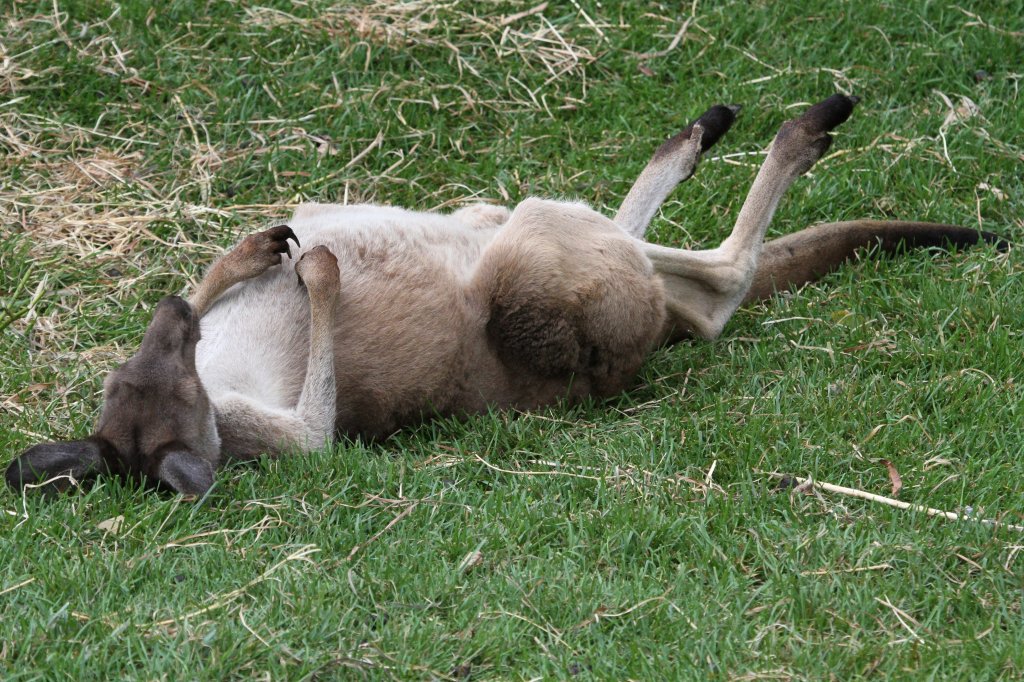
771, 473, 1024, 533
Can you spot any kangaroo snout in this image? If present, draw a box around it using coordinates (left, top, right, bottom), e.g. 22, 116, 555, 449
155, 295, 197, 329
139, 296, 200, 356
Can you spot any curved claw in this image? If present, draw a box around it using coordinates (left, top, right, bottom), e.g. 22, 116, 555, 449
267, 224, 301, 259
272, 240, 292, 259
285, 226, 300, 250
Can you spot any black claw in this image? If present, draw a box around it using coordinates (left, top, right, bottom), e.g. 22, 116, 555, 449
284, 226, 300, 249
266, 224, 300, 258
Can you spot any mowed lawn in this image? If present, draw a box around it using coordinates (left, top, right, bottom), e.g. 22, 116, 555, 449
1, 0, 1022, 679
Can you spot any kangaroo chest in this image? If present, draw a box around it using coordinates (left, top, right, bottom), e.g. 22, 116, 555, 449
195, 206, 507, 439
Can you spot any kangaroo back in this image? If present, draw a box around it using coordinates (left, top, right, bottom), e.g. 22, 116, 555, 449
744, 220, 1008, 303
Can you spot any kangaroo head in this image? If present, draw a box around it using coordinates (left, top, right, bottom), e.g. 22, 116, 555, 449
5, 296, 221, 496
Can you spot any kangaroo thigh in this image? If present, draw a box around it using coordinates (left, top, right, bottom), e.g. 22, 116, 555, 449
473, 199, 665, 396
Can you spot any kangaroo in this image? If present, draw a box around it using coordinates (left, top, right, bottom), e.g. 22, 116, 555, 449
5, 95, 1005, 497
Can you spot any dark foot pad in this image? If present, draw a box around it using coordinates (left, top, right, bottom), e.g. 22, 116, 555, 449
694, 103, 742, 151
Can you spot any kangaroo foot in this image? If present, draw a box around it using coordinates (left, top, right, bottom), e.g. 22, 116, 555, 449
773, 94, 859, 175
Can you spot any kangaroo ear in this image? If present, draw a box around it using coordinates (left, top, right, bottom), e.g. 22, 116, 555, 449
5, 438, 111, 493
156, 450, 214, 496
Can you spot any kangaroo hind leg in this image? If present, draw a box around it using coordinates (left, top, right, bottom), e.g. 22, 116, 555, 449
616, 103, 740, 239
643, 94, 860, 341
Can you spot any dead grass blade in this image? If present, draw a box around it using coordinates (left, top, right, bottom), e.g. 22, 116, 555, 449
880, 459, 903, 497
148, 545, 320, 629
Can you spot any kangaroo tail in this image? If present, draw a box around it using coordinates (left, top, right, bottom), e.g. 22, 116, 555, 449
743, 220, 1009, 304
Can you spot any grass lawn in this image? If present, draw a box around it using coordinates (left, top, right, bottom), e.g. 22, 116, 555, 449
1, 0, 1022, 679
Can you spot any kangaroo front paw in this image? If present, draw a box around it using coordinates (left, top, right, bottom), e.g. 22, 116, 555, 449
296, 245, 340, 302
231, 224, 301, 278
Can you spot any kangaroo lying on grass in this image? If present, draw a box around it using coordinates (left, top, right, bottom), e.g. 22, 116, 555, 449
6, 95, 1005, 497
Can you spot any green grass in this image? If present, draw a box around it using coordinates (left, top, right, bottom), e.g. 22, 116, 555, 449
2, 0, 1023, 679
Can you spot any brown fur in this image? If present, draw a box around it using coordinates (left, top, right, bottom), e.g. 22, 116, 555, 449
745, 220, 1007, 303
